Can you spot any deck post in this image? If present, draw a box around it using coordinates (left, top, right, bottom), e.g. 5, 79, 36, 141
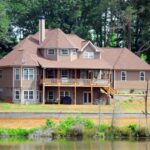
58, 86, 60, 104
91, 79, 93, 104
74, 85, 77, 105
57, 69, 61, 104
74, 69, 77, 105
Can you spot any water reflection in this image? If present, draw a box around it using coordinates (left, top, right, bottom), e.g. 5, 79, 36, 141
0, 138, 150, 150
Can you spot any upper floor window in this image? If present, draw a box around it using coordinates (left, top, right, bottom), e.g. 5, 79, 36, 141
61, 70, 69, 78
0, 70, 2, 79
83, 51, 94, 59
139, 71, 145, 81
60, 49, 69, 56
121, 71, 127, 81
15, 68, 20, 80
47, 49, 55, 55
23, 68, 34, 80
47, 70, 55, 78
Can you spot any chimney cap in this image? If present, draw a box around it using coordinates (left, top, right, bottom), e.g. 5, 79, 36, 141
39, 16, 45, 20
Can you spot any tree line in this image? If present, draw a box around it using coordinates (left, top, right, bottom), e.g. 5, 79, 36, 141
0, 0, 150, 63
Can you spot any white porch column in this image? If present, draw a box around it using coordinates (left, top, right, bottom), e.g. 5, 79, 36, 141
42, 84, 45, 104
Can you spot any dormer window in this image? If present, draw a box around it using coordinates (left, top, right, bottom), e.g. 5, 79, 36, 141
60, 49, 69, 56
47, 49, 55, 55
83, 51, 94, 59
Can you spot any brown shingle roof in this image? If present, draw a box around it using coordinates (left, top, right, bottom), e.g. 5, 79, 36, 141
33, 54, 111, 69
102, 48, 150, 70
0, 28, 150, 70
0, 49, 39, 67
38, 28, 79, 49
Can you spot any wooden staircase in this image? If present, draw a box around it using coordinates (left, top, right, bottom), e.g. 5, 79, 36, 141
101, 87, 117, 96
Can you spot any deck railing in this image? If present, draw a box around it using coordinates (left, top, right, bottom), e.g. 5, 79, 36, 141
41, 78, 110, 87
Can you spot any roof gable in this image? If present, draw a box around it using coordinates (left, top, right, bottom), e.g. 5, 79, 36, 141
79, 41, 100, 52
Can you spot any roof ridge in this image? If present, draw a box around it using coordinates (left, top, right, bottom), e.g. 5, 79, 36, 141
58, 29, 77, 48
113, 48, 125, 69
23, 50, 39, 65
13, 35, 31, 50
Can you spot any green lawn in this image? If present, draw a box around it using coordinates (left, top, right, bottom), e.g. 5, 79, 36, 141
0, 99, 149, 113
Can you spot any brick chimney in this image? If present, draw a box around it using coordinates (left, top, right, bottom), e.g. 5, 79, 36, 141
39, 16, 45, 44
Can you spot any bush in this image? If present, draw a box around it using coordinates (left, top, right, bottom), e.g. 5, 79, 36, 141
67, 124, 84, 137
54, 116, 95, 137
0, 128, 29, 137
98, 124, 109, 132
128, 124, 138, 133
46, 119, 55, 127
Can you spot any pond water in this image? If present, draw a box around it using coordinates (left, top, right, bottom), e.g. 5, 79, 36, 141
0, 138, 150, 150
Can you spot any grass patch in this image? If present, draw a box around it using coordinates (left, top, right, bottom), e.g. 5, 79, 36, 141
0, 99, 150, 113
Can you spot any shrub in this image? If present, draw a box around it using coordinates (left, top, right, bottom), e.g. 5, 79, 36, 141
0, 128, 29, 137
128, 124, 138, 133
54, 116, 95, 137
46, 119, 55, 128
98, 124, 109, 132
136, 127, 147, 137
67, 124, 84, 137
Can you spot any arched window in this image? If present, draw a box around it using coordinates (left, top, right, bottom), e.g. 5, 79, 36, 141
139, 71, 145, 81
121, 71, 127, 81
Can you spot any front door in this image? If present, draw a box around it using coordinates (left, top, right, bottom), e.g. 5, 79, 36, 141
83, 92, 91, 104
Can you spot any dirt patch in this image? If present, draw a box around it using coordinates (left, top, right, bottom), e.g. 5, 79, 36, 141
0, 116, 149, 129
0, 118, 59, 129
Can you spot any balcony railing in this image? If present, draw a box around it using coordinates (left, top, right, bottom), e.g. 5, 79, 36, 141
41, 78, 110, 87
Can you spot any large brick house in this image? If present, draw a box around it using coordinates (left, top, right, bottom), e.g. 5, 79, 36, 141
0, 17, 150, 104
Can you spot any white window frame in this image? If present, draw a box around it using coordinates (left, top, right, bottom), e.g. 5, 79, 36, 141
23, 68, 34, 80
23, 90, 34, 100
83, 51, 94, 59
60, 49, 69, 56
139, 71, 145, 81
14, 90, 20, 100
0, 70, 2, 79
47, 49, 55, 55
36, 90, 39, 100
121, 71, 127, 81
60, 91, 70, 99
61, 70, 69, 78
83, 91, 91, 104
15, 68, 20, 80
48, 91, 54, 101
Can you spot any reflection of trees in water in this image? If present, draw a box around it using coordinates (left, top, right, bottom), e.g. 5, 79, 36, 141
145, 141, 149, 150
111, 141, 115, 150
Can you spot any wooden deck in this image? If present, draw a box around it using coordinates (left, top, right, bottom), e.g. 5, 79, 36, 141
40, 78, 110, 87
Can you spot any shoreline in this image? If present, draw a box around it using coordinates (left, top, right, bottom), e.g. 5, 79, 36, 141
0, 116, 150, 140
